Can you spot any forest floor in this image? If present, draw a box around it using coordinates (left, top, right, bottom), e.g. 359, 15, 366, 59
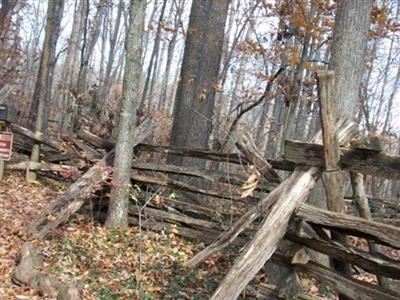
1, 172, 339, 300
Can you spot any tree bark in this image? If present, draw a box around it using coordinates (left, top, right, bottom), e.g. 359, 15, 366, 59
281, 2, 316, 142
329, 0, 373, 119
159, 0, 185, 112
27, 0, 65, 181
74, 0, 107, 127
168, 0, 230, 169
105, 0, 145, 228
138, 0, 167, 116
58, 0, 86, 135
98, 0, 124, 122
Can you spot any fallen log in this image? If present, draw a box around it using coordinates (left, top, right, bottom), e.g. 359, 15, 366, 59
85, 212, 222, 244
188, 119, 355, 269
115, 196, 400, 297
130, 193, 400, 281
129, 199, 400, 282
153, 215, 400, 299
129, 208, 400, 299
186, 183, 285, 268
133, 189, 400, 281
140, 193, 244, 219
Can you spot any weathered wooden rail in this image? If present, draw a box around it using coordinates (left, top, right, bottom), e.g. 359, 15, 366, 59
6, 90, 400, 299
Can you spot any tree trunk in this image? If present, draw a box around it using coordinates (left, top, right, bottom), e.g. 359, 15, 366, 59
146, 0, 168, 113
58, 0, 86, 135
27, 0, 65, 181
168, 0, 230, 169
328, 2, 373, 298
265, 97, 285, 159
138, 0, 167, 116
159, 0, 185, 112
105, 0, 145, 229
98, 0, 124, 125
330, 0, 373, 119
74, 0, 107, 127
282, 3, 315, 142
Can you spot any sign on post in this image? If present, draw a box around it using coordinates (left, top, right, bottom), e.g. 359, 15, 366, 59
0, 131, 13, 161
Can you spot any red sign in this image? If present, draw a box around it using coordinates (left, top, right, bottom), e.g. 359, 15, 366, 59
0, 132, 13, 161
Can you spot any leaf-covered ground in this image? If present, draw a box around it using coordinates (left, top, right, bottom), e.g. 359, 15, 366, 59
0, 173, 340, 299
0, 174, 233, 299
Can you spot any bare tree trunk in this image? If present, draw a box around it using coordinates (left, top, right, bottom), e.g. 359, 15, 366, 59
146, 0, 168, 113
213, 2, 259, 136
255, 97, 272, 149
228, 43, 250, 114
98, 0, 124, 125
328, 1, 373, 299
282, 3, 316, 142
382, 55, 400, 133
330, 0, 373, 119
168, 0, 230, 169
306, 101, 320, 140
265, 97, 285, 159
58, 0, 85, 135
138, 0, 167, 116
167, 50, 183, 115
159, 0, 185, 112
306, 42, 331, 141
359, 38, 378, 131
74, 0, 107, 128
98, 11, 108, 84
106, 0, 145, 228
142, 0, 159, 55
27, 0, 65, 181
150, 38, 165, 109
295, 34, 318, 139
